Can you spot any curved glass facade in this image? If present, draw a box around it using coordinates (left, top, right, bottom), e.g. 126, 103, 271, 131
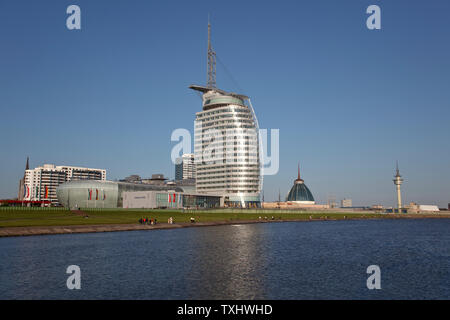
192, 87, 261, 208
286, 181, 315, 203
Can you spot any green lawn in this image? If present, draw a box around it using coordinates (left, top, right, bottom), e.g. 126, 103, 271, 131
0, 208, 386, 228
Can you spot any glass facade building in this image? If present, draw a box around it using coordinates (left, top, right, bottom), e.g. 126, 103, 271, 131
286, 182, 315, 203
175, 154, 196, 181
190, 85, 261, 208
123, 191, 222, 209
181, 194, 221, 209
286, 166, 315, 204
57, 180, 183, 209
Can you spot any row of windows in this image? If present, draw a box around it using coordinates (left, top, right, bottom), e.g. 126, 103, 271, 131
197, 120, 255, 130
196, 160, 260, 166
197, 169, 260, 175
198, 160, 259, 166
197, 127, 257, 134
197, 179, 260, 184
196, 163, 260, 169
194, 139, 258, 146
196, 106, 250, 118
194, 134, 258, 140
194, 147, 258, 154
196, 115, 254, 123
196, 124, 256, 132
200, 152, 258, 157
194, 128, 258, 134
195, 112, 252, 123
197, 185, 260, 191
195, 145, 258, 151
196, 177, 260, 182
197, 176, 260, 181
196, 154, 259, 160
195, 131, 258, 137
194, 144, 258, 151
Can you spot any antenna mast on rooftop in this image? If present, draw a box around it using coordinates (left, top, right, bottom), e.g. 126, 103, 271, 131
207, 16, 216, 88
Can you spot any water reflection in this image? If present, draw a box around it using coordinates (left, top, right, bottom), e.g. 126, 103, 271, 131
0, 219, 449, 299
183, 224, 268, 299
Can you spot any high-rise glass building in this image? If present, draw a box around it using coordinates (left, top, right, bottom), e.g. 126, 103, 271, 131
190, 22, 261, 208
175, 154, 196, 181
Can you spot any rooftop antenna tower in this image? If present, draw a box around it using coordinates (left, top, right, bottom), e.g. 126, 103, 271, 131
207, 15, 216, 88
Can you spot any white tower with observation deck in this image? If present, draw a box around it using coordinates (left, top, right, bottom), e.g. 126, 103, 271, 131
190, 21, 261, 208
393, 161, 404, 212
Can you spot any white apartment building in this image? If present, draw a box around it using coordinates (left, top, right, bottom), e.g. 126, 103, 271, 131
23, 164, 106, 204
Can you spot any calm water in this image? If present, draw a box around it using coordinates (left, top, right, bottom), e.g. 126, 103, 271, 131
0, 219, 449, 299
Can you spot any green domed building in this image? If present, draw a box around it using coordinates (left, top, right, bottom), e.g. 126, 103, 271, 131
286, 164, 315, 204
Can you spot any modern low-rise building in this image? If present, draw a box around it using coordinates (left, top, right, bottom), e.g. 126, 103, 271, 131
123, 190, 223, 209
403, 202, 440, 213
56, 180, 184, 209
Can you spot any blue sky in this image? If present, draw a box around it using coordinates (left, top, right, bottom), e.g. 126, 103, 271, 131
0, 0, 449, 207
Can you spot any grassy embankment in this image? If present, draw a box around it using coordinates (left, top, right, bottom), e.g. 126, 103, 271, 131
0, 207, 386, 228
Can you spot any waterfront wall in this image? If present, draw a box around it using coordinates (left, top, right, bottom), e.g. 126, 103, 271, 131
1, 206, 448, 215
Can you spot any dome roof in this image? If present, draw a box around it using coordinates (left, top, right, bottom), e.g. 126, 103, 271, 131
286, 181, 315, 202
286, 164, 315, 203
